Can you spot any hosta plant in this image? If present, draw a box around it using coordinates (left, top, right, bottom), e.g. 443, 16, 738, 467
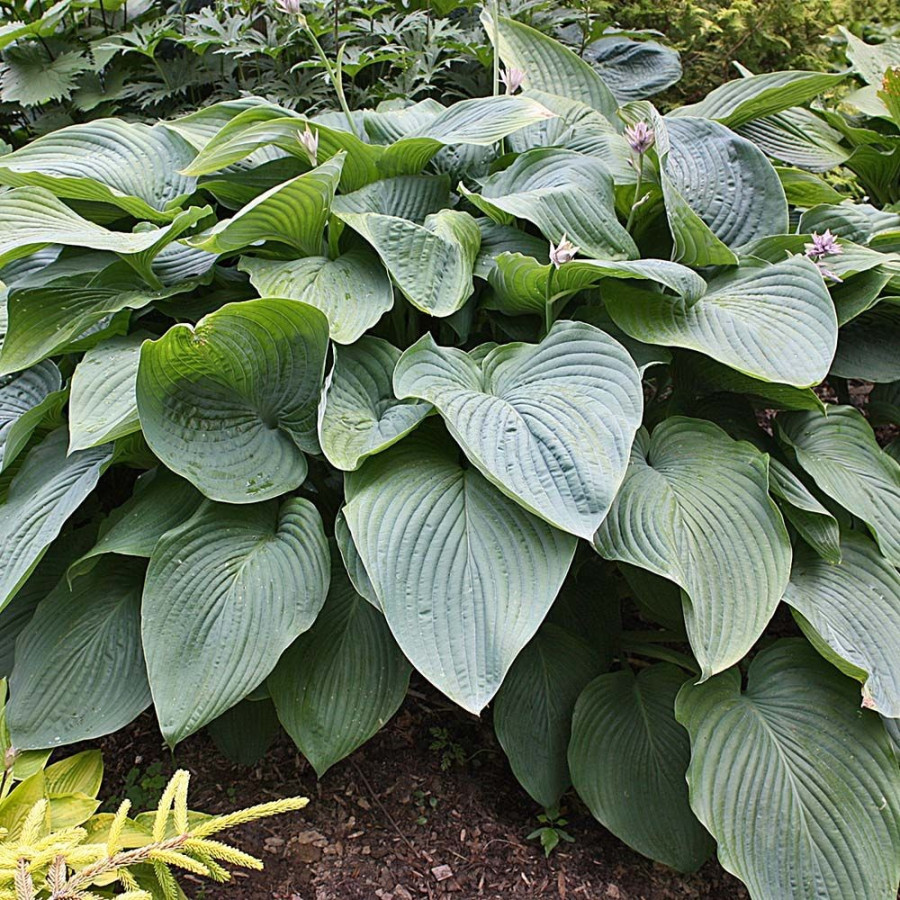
1, 12, 900, 900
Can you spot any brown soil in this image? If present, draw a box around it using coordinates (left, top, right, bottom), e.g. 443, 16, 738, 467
95, 683, 747, 900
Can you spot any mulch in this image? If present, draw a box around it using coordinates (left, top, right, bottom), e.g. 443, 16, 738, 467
94, 681, 747, 900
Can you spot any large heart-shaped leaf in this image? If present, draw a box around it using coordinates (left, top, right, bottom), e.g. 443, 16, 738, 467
7, 557, 150, 749
0, 262, 206, 377
583, 37, 682, 102
594, 418, 791, 678
0, 187, 209, 279
493, 623, 604, 809
0, 429, 111, 611
318, 336, 431, 472
136, 298, 329, 503
569, 664, 715, 872
343, 423, 576, 714
460, 149, 637, 260
488, 252, 705, 317
481, 11, 618, 120
0, 360, 64, 471
662, 117, 788, 259
239, 249, 393, 345
676, 639, 900, 900
68, 333, 146, 452
269, 546, 411, 776
68, 467, 204, 582
671, 71, 846, 128
783, 532, 900, 717
334, 510, 379, 610
330, 174, 449, 222
335, 209, 480, 317
142, 497, 329, 745
394, 322, 643, 539
738, 109, 849, 173
0, 119, 197, 222
605, 256, 837, 387
186, 155, 342, 257
777, 406, 900, 566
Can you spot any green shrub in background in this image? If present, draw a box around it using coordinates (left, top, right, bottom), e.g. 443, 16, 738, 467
1, 9, 900, 900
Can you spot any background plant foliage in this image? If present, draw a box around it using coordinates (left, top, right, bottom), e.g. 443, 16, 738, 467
1, 6, 900, 900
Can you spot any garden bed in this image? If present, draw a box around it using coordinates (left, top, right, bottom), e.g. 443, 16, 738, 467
96, 682, 747, 900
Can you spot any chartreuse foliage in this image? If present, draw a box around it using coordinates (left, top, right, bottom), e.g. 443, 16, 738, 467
0, 687, 307, 899
1, 13, 900, 900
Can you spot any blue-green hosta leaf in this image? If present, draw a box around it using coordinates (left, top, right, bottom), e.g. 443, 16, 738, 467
136, 298, 329, 504
186, 155, 342, 257
584, 37, 682, 102
784, 532, 900, 717
671, 71, 846, 128
481, 11, 618, 121
768, 459, 841, 564
330, 175, 450, 222
777, 406, 900, 566
68, 468, 204, 582
776, 167, 845, 205
662, 117, 788, 257
239, 250, 393, 345
676, 639, 900, 900
0, 262, 208, 378
493, 623, 604, 809
460, 149, 637, 260
7, 557, 150, 749
269, 546, 410, 776
0, 360, 64, 472
0, 188, 208, 280
0, 120, 197, 222
334, 510, 379, 609
335, 209, 480, 317
605, 256, 837, 387
846, 144, 900, 207
842, 28, 900, 86
318, 336, 431, 472
595, 418, 791, 678
68, 333, 146, 452
0, 430, 112, 611
738, 108, 849, 173
488, 251, 705, 317
831, 298, 900, 383
473, 221, 548, 281
570, 664, 714, 872
343, 423, 576, 714
143, 497, 329, 746
394, 322, 643, 540
798, 202, 900, 244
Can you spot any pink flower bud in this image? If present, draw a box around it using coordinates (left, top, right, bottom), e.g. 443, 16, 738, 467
549, 234, 578, 268
625, 121, 655, 154
298, 124, 319, 166
500, 67, 526, 95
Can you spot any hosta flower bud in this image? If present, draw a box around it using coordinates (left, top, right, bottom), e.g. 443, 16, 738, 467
4, 746, 19, 770
500, 67, 526, 95
298, 124, 319, 166
549, 234, 578, 268
625, 121, 655, 154
804, 229, 842, 260
274, 0, 302, 16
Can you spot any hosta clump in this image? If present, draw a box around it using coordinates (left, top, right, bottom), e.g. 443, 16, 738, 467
1, 13, 900, 900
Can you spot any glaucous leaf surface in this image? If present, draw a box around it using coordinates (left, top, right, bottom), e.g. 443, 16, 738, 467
676, 640, 900, 900
334, 510, 379, 610
136, 298, 329, 503
142, 497, 329, 745
605, 256, 837, 387
334, 209, 481, 317
394, 322, 643, 539
569, 664, 715, 872
0, 359, 63, 471
239, 250, 393, 345
0, 119, 198, 221
318, 336, 431, 472
269, 546, 411, 776
343, 423, 576, 714
784, 531, 900, 716
583, 37, 682, 102
595, 418, 791, 678
7, 557, 150, 749
777, 406, 900, 565
461, 148, 637, 260
0, 429, 111, 611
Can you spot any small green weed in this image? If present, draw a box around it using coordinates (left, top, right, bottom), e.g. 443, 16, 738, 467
527, 807, 576, 858
428, 727, 467, 771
